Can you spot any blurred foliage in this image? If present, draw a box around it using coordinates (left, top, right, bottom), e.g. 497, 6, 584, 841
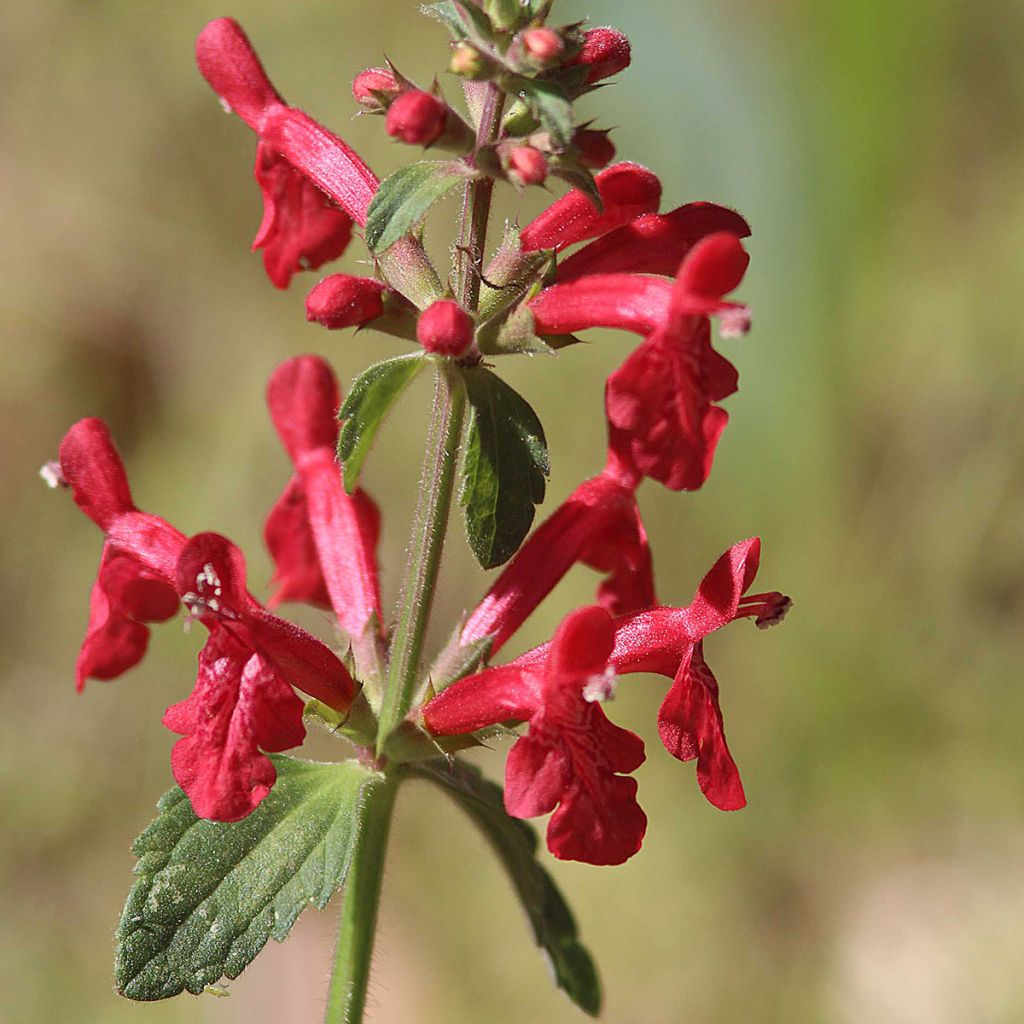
2, 0, 1023, 1021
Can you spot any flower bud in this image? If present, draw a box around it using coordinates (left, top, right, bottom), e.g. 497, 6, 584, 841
450, 41, 489, 79
386, 90, 448, 146
521, 27, 565, 66
306, 275, 386, 329
417, 300, 474, 357
352, 67, 400, 112
506, 145, 548, 187
566, 27, 631, 84
574, 129, 616, 169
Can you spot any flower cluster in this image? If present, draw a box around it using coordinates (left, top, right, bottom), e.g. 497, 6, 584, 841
51, 5, 789, 872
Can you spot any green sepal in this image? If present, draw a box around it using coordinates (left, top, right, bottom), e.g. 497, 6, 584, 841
459, 367, 549, 569
338, 354, 427, 491
409, 759, 602, 1016
507, 76, 573, 147
366, 161, 479, 254
477, 302, 555, 356
115, 756, 383, 1001
549, 156, 602, 210
428, 628, 494, 693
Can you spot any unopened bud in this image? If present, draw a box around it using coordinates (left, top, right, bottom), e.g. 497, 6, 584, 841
352, 67, 400, 112
574, 129, 616, 169
417, 300, 474, 357
506, 145, 548, 187
450, 41, 489, 79
521, 27, 565, 66
566, 27, 631, 84
502, 99, 540, 136
306, 275, 386, 329
386, 90, 448, 146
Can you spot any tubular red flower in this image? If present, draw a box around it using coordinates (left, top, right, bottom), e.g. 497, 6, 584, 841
166, 532, 356, 821
605, 538, 790, 810
556, 203, 751, 282
604, 232, 751, 491
425, 606, 647, 865
417, 300, 474, 356
57, 417, 355, 821
460, 442, 653, 657
265, 357, 383, 642
305, 274, 387, 330
565, 27, 631, 84
529, 273, 672, 337
520, 162, 661, 252
59, 419, 185, 689
195, 18, 378, 238
253, 142, 354, 290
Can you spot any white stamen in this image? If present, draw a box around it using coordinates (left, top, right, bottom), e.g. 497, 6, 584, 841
39, 461, 67, 489
582, 666, 618, 703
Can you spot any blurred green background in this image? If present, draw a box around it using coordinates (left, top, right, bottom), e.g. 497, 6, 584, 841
3, 1, 1023, 1021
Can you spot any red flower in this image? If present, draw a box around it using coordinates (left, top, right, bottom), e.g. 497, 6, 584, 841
424, 606, 647, 865
604, 231, 750, 490
252, 142, 354, 289
555, 202, 750, 282
57, 417, 356, 821
520, 162, 661, 252
165, 532, 356, 821
608, 538, 791, 810
461, 431, 653, 658
59, 418, 185, 690
265, 356, 383, 643
195, 18, 379, 286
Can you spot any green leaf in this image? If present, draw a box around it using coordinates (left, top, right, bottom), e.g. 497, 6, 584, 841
421, 2, 467, 38
115, 756, 383, 1001
459, 367, 549, 568
338, 354, 427, 491
410, 759, 601, 1016
365, 161, 477, 254
509, 77, 574, 147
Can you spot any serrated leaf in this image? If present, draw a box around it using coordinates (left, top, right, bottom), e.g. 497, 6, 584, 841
410, 759, 601, 1016
365, 161, 477, 254
459, 367, 549, 568
116, 756, 383, 1001
453, 1, 495, 41
338, 354, 427, 490
510, 77, 573, 147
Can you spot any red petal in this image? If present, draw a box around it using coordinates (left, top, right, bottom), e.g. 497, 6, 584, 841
264, 476, 331, 610
546, 770, 646, 866
547, 605, 615, 682
266, 355, 339, 464
59, 418, 135, 530
422, 665, 538, 735
504, 730, 571, 818
460, 472, 648, 656
529, 273, 671, 337
520, 162, 661, 252
685, 538, 761, 637
165, 631, 306, 821
675, 232, 750, 302
195, 18, 284, 132
556, 203, 751, 282
253, 144, 354, 290
657, 644, 746, 810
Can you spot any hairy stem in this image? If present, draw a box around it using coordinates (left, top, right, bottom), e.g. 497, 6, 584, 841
323, 776, 398, 1024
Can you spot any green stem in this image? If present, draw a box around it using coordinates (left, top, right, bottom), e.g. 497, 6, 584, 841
376, 364, 466, 751
324, 776, 398, 1024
